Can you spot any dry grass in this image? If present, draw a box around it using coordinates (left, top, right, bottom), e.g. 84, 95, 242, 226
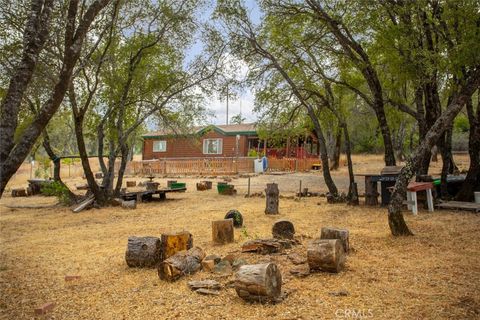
1, 155, 479, 319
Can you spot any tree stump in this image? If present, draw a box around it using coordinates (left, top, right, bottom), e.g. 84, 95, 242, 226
224, 209, 243, 227
212, 219, 234, 244
307, 239, 346, 273
272, 220, 295, 240
320, 227, 350, 253
365, 176, 379, 206
161, 231, 193, 260
11, 188, 27, 197
126, 181, 136, 187
265, 183, 279, 214
235, 263, 282, 303
196, 182, 209, 191
157, 247, 205, 281
125, 236, 162, 268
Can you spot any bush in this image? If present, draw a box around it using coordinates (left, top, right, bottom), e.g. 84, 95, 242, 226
40, 181, 71, 205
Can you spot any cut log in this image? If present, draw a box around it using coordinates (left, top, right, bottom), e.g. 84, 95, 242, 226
158, 247, 205, 281
212, 219, 234, 244
11, 188, 27, 197
122, 200, 137, 209
126, 181, 136, 187
161, 231, 193, 260
72, 195, 95, 213
125, 236, 162, 268
241, 239, 286, 254
235, 263, 282, 303
187, 279, 221, 291
272, 220, 295, 240
196, 182, 209, 191
265, 183, 279, 214
224, 209, 243, 227
146, 182, 159, 191
320, 227, 350, 253
307, 239, 346, 273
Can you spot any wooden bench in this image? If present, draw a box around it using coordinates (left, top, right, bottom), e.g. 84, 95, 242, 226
407, 182, 434, 215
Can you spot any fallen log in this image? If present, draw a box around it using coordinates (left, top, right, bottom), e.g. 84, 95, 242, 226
272, 220, 295, 240
125, 236, 162, 268
307, 239, 346, 273
161, 231, 193, 260
212, 219, 234, 244
187, 279, 221, 291
235, 263, 282, 303
72, 195, 95, 213
241, 239, 288, 254
158, 247, 205, 281
320, 227, 350, 253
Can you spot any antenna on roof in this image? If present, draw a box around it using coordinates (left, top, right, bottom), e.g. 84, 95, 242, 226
226, 84, 229, 125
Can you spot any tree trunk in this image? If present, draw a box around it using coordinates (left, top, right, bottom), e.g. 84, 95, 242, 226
343, 125, 357, 201
388, 69, 480, 236
157, 247, 205, 281
125, 236, 162, 268
320, 227, 350, 253
330, 127, 341, 170
0, 0, 111, 198
212, 219, 234, 244
272, 220, 295, 240
307, 239, 346, 273
0, 0, 54, 166
235, 263, 282, 303
161, 231, 193, 260
456, 96, 480, 201
265, 183, 279, 214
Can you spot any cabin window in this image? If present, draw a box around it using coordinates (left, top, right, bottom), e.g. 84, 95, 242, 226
203, 138, 222, 154
152, 140, 167, 152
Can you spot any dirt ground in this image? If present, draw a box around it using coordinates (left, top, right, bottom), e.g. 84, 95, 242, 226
1, 155, 479, 319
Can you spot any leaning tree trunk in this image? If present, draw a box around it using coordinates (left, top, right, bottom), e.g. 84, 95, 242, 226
235, 263, 282, 303
456, 96, 480, 201
388, 69, 480, 236
342, 124, 357, 201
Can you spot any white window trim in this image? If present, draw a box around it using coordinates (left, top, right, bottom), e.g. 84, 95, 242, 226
203, 138, 223, 155
152, 140, 167, 152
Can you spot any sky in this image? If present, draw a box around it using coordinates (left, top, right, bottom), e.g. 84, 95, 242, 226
191, 0, 262, 126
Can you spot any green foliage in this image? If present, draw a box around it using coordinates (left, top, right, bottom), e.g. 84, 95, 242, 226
40, 181, 70, 205
454, 114, 470, 133
34, 157, 51, 179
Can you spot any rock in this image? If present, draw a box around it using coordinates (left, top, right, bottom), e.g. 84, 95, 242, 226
204, 254, 221, 264
272, 220, 295, 240
187, 280, 221, 291
213, 260, 232, 275
201, 259, 215, 272
289, 265, 310, 278
222, 254, 236, 265
224, 209, 243, 228
287, 253, 306, 265
232, 258, 247, 270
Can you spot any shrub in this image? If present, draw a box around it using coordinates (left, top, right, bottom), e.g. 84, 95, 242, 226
40, 181, 71, 205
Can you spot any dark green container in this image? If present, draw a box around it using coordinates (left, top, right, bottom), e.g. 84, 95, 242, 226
170, 182, 186, 189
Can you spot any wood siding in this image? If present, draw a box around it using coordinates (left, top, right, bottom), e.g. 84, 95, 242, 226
143, 131, 250, 160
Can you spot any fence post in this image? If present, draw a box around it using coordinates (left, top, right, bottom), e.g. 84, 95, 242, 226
247, 177, 251, 197
299, 180, 302, 197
